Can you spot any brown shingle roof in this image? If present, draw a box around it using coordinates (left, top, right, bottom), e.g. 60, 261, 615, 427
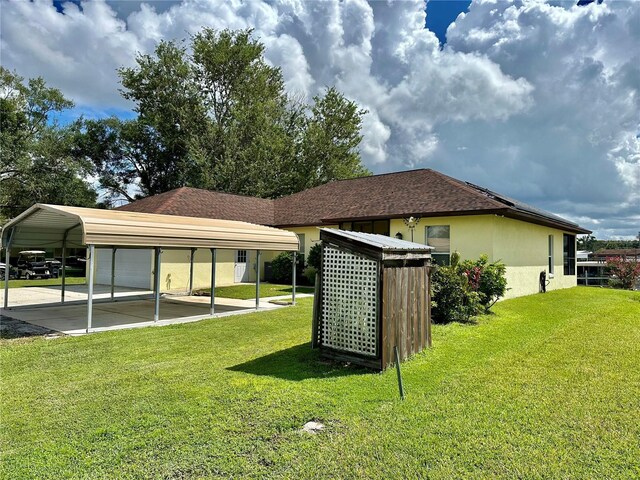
273, 169, 505, 226
118, 187, 274, 225
119, 169, 590, 234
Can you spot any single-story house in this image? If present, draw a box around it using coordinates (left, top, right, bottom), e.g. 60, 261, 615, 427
118, 168, 590, 298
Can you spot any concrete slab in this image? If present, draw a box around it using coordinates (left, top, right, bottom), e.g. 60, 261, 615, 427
1, 289, 314, 336
0, 284, 153, 307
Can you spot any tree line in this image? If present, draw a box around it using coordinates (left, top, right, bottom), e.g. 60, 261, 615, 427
577, 235, 640, 251
0, 28, 370, 221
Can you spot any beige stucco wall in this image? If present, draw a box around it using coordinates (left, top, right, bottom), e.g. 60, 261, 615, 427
392, 214, 576, 299
390, 216, 495, 261
147, 216, 576, 299
158, 247, 298, 292
491, 216, 577, 298
286, 225, 338, 258
158, 248, 237, 292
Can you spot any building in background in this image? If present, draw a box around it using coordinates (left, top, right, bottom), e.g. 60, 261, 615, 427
120, 169, 590, 298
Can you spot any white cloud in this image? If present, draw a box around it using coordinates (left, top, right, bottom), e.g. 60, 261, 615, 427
1, 0, 638, 237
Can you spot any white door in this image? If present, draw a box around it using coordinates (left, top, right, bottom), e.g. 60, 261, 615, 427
234, 250, 249, 283
96, 248, 153, 289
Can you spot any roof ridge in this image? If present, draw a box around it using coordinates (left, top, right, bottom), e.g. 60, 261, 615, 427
154, 188, 186, 214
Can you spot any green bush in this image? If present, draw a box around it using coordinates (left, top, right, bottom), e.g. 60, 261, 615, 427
459, 254, 507, 311
303, 266, 317, 285
431, 253, 482, 323
307, 243, 321, 270
431, 252, 507, 323
271, 252, 304, 284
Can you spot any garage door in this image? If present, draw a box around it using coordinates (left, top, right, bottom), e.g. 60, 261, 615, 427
96, 248, 152, 289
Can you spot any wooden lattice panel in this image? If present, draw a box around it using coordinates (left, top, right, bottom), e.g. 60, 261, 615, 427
321, 245, 378, 357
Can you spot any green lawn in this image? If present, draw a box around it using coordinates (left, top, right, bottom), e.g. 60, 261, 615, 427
1, 287, 638, 478
3, 277, 86, 289
199, 282, 315, 300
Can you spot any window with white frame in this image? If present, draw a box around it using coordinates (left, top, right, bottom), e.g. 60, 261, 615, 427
426, 225, 450, 266
548, 235, 554, 275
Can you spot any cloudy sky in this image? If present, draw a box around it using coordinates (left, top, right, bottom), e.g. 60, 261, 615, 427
1, 0, 638, 238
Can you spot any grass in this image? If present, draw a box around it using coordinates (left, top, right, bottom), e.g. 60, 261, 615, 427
198, 282, 315, 300
2, 277, 86, 289
1, 287, 638, 479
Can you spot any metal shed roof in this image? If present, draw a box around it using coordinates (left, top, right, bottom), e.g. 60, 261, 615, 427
320, 229, 433, 253
2, 204, 299, 251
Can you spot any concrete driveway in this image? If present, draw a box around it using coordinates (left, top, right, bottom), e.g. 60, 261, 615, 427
1, 284, 152, 308
1, 284, 311, 336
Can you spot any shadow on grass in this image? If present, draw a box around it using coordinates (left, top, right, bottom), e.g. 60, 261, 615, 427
228, 342, 370, 381
270, 286, 315, 294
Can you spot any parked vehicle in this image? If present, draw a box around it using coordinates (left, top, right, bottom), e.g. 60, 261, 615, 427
16, 251, 51, 280
0, 262, 19, 280
45, 258, 62, 278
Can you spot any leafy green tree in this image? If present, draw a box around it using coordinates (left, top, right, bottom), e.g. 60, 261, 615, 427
83, 28, 369, 202
300, 87, 370, 190
0, 67, 96, 221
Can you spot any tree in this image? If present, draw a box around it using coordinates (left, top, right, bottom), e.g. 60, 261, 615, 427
299, 87, 369, 190
577, 234, 596, 251
0, 67, 96, 221
606, 256, 640, 290
82, 28, 370, 202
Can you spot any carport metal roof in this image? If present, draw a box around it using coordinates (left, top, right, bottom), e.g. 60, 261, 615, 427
1, 204, 299, 251
2, 203, 300, 333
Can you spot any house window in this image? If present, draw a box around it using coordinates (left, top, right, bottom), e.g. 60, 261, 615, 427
297, 233, 306, 264
548, 235, 554, 275
426, 225, 450, 266
563, 234, 576, 275
236, 250, 247, 263
339, 220, 390, 236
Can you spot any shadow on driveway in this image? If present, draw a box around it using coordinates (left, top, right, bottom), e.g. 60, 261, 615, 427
0, 315, 61, 339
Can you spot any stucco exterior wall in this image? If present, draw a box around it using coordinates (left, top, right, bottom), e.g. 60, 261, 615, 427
492, 216, 577, 298
390, 215, 495, 261
110, 216, 576, 299
159, 248, 238, 292
286, 225, 336, 258
392, 214, 577, 299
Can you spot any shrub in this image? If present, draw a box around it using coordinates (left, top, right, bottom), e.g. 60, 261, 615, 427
303, 266, 317, 285
459, 254, 508, 311
307, 243, 321, 270
606, 256, 640, 290
431, 252, 483, 323
270, 252, 304, 284
431, 252, 508, 323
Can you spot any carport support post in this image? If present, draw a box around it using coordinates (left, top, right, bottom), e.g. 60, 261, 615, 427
209, 248, 216, 316
292, 251, 297, 305
255, 250, 261, 310
110, 247, 117, 300
3, 228, 14, 309
189, 248, 195, 295
61, 240, 66, 304
86, 244, 95, 333
3, 244, 10, 310
153, 247, 162, 323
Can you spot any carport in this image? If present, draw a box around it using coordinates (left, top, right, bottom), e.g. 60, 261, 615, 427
2, 204, 300, 333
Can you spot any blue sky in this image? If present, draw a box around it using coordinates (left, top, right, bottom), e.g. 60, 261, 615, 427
425, 0, 471, 44
2, 0, 639, 239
